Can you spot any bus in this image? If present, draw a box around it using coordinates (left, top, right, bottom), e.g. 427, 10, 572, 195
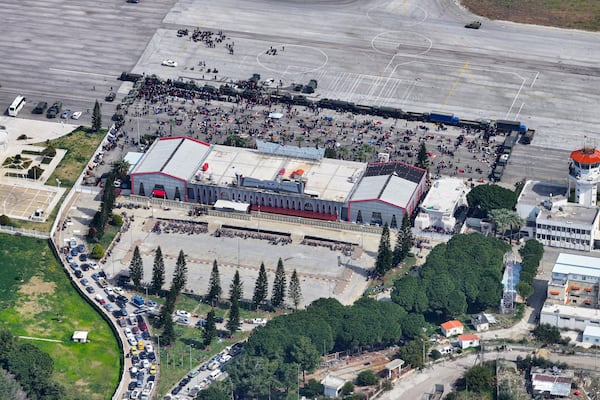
8, 95, 26, 117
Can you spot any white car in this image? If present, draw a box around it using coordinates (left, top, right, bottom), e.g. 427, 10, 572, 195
145, 344, 154, 353
124, 327, 132, 336
71, 111, 82, 120
175, 310, 190, 318
113, 287, 124, 295
128, 337, 137, 346
161, 59, 178, 67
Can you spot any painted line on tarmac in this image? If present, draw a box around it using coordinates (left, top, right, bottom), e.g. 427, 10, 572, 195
49, 68, 114, 78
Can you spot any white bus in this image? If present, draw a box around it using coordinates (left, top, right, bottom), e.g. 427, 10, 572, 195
8, 95, 26, 117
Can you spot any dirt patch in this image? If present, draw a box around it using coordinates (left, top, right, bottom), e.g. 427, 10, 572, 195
19, 276, 56, 295
17, 276, 56, 317
75, 379, 88, 386
460, 0, 600, 31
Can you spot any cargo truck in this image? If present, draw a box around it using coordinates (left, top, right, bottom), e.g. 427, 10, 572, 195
428, 112, 460, 125
495, 119, 527, 133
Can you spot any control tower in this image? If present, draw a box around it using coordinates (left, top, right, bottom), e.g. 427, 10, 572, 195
569, 147, 600, 207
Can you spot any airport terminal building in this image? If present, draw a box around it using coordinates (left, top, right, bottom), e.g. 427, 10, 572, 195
129, 136, 426, 225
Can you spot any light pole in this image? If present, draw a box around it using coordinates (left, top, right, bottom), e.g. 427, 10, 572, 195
157, 335, 160, 365
189, 344, 192, 371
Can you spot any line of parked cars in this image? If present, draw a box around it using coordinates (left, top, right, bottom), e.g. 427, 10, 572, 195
31, 101, 81, 119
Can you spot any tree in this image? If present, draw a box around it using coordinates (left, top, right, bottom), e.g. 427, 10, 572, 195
416, 141, 429, 169
464, 365, 493, 393
229, 270, 243, 304
356, 370, 379, 386
90, 244, 105, 259
516, 281, 533, 300
226, 300, 241, 336
375, 223, 392, 276
466, 184, 517, 217
399, 340, 426, 369
129, 246, 143, 287
207, 260, 222, 306
488, 208, 524, 241
301, 379, 324, 398
92, 100, 102, 132
150, 246, 165, 295
27, 165, 44, 180
223, 134, 249, 148
341, 381, 354, 395
290, 336, 321, 382
288, 269, 302, 309
197, 385, 230, 400
271, 258, 287, 308
203, 310, 217, 346
532, 324, 561, 344
393, 214, 413, 267
161, 311, 176, 346
111, 158, 131, 179
171, 250, 187, 295
253, 262, 269, 310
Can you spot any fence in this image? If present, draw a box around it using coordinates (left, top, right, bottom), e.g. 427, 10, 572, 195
0, 225, 49, 239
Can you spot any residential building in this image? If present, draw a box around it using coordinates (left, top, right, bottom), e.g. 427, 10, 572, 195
471, 313, 496, 332
531, 368, 573, 398
440, 320, 464, 337
457, 334, 480, 349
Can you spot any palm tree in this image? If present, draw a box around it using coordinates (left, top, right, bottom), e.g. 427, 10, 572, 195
488, 209, 524, 242
112, 158, 131, 180
296, 136, 304, 148
313, 137, 323, 149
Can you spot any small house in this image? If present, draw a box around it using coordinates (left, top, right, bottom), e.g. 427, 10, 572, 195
72, 331, 89, 343
583, 325, 600, 344
322, 374, 346, 398
471, 313, 493, 332
440, 320, 464, 337
458, 334, 480, 349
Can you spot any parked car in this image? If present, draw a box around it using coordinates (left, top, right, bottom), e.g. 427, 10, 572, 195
85, 286, 95, 294
60, 109, 71, 119
105, 92, 116, 102
71, 111, 82, 120
80, 278, 89, 286
32, 101, 47, 114
175, 310, 190, 318
176, 317, 190, 325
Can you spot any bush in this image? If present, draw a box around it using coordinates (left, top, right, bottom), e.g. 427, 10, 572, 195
41, 145, 56, 158
301, 379, 324, 397
341, 381, 354, 395
0, 215, 10, 226
533, 324, 561, 344
111, 213, 123, 227
429, 349, 443, 361
382, 380, 393, 391
27, 165, 44, 180
90, 244, 105, 259
356, 370, 379, 386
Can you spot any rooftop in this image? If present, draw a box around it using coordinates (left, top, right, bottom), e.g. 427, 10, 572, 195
364, 161, 425, 183
541, 302, 600, 320
552, 253, 600, 279
421, 178, 467, 214
583, 325, 600, 337
131, 136, 211, 181
571, 147, 600, 164
517, 180, 568, 207
350, 173, 418, 209
193, 144, 366, 203
441, 320, 463, 330
536, 203, 599, 226
458, 334, 480, 341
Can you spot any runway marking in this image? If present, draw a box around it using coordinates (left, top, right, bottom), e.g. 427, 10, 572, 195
347, 74, 364, 102
515, 102, 525, 120
505, 77, 527, 119
255, 44, 328, 75
440, 61, 469, 111
530, 71, 539, 88
371, 31, 433, 57
48, 68, 114, 78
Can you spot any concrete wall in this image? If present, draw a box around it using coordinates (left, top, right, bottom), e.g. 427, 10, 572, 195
347, 200, 404, 227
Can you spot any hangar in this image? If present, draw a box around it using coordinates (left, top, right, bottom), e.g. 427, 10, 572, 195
130, 136, 426, 225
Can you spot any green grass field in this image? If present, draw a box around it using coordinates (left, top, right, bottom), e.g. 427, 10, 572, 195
462, 0, 600, 31
0, 234, 119, 399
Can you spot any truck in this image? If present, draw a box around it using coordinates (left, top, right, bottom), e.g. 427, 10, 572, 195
428, 112, 460, 125
521, 129, 535, 144
132, 295, 145, 308
495, 119, 527, 133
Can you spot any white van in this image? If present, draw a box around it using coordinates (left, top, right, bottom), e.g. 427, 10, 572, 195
209, 369, 222, 380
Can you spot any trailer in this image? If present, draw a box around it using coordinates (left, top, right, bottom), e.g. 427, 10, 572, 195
496, 119, 527, 133
429, 112, 460, 125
